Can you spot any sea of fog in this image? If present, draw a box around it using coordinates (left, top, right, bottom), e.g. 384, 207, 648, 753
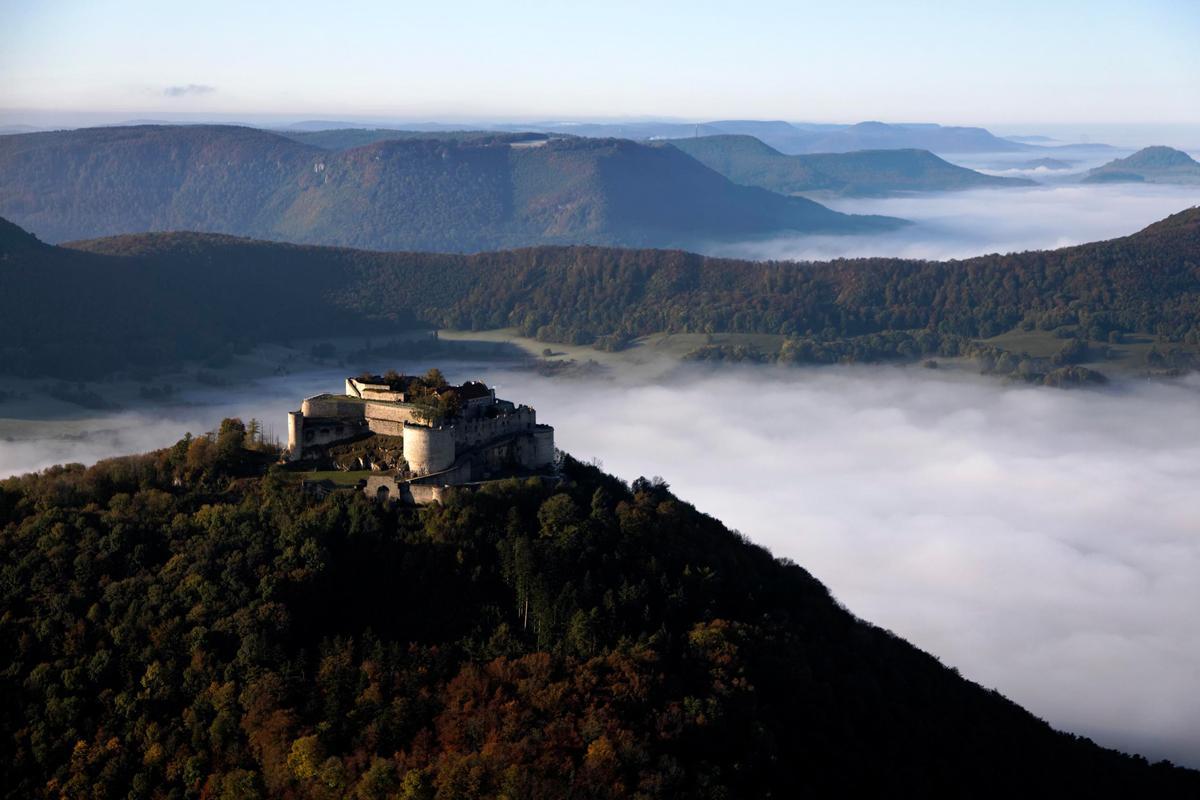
2, 361, 1199, 767
705, 181, 1200, 262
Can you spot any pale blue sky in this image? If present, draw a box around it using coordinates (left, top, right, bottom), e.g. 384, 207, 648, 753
2, 0, 1198, 126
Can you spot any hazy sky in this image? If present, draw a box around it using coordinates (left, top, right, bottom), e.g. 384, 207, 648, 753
2, 0, 1198, 125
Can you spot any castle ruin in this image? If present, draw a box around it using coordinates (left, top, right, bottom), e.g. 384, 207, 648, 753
286, 373, 555, 504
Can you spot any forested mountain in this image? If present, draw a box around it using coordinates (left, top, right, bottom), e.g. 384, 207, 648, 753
667, 135, 1034, 195
1083, 146, 1200, 184
2, 207, 1199, 379
270, 119, 1076, 157
1, 435, 1196, 798
0, 125, 898, 251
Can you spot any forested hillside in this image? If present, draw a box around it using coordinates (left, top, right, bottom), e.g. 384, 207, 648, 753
1, 434, 1195, 798
2, 207, 1198, 379
668, 135, 1033, 195
0, 125, 896, 251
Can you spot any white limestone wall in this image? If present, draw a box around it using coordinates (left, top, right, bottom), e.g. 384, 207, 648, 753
402, 424, 456, 475
301, 395, 367, 419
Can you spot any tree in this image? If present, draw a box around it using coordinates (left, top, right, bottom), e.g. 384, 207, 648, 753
245, 418, 263, 449
1052, 338, 1089, 366
421, 368, 447, 389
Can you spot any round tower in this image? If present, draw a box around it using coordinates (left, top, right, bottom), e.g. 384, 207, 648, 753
286, 411, 304, 461
403, 424, 456, 475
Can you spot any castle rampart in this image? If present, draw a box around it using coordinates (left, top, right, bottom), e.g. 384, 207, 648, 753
346, 377, 413, 404
301, 394, 367, 419
285, 373, 555, 503
362, 401, 424, 435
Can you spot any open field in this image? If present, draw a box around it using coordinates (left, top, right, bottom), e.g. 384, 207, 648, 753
982, 329, 1200, 376
438, 328, 789, 374
280, 469, 374, 486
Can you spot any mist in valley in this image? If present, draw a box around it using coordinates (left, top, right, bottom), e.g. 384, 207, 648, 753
3, 360, 1199, 767
517, 365, 1200, 768
706, 182, 1200, 262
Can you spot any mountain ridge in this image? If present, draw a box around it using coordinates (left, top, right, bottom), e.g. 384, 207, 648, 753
0, 125, 900, 251
666, 134, 1035, 195
2, 206, 1198, 379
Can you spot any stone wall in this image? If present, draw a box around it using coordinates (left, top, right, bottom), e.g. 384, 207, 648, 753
450, 406, 537, 448
294, 417, 367, 455
527, 425, 556, 468
365, 475, 450, 506
301, 394, 367, 419
286, 411, 303, 459
288, 381, 553, 474
346, 378, 411, 403
364, 401, 424, 436
402, 424, 457, 475
287, 407, 370, 461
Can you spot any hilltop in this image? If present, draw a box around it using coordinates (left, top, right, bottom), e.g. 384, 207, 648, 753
0, 125, 899, 251
1083, 146, 1200, 184
1, 431, 1196, 796
790, 120, 1031, 154
667, 135, 1034, 195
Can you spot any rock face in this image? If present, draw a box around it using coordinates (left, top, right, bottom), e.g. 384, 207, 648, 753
325, 435, 407, 472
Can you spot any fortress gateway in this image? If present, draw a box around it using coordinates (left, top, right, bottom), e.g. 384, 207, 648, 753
286, 373, 555, 504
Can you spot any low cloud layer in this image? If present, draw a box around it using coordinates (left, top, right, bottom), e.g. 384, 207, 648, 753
507, 366, 1200, 767
2, 363, 1199, 766
163, 83, 215, 97
707, 183, 1200, 261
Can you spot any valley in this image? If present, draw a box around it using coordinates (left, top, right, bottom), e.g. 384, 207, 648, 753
3, 5, 1200, 791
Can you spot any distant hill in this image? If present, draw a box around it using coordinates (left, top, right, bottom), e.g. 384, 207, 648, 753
278, 128, 552, 150
466, 119, 1041, 155
667, 135, 1034, 195
790, 121, 1029, 154
0, 125, 900, 251
1083, 146, 1200, 184
1013, 157, 1076, 170
267, 119, 1114, 160
695, 120, 832, 153
3, 206, 1200, 378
